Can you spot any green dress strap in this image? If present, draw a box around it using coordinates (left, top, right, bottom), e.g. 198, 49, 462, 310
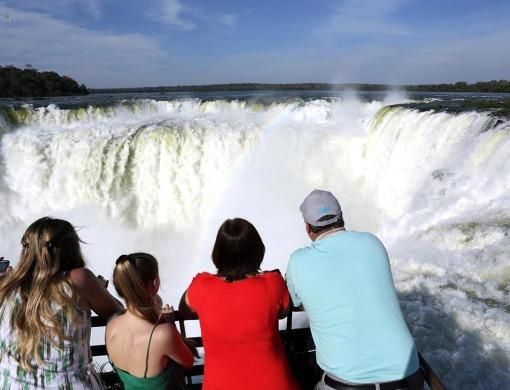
113, 323, 185, 389
144, 323, 160, 378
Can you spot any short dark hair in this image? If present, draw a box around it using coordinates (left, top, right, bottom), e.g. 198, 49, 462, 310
212, 218, 265, 282
308, 214, 345, 234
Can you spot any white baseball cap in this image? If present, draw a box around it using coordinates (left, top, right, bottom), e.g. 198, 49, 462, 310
299, 189, 342, 226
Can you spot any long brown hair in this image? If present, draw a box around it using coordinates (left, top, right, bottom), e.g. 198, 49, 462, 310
112, 253, 160, 324
0, 217, 86, 370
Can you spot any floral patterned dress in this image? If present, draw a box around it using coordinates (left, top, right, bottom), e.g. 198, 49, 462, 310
0, 291, 103, 389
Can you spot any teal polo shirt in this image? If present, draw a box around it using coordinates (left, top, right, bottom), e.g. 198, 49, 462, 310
286, 231, 419, 383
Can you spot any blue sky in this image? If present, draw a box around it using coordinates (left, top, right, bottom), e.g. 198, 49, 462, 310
1, 0, 509, 88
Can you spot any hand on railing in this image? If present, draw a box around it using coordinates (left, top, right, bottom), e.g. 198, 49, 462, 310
97, 275, 109, 289
160, 304, 176, 323
183, 337, 200, 360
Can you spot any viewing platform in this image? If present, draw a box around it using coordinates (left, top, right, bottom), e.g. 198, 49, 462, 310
91, 308, 446, 390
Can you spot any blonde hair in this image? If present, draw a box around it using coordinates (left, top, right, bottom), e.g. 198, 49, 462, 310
113, 253, 160, 324
0, 217, 85, 370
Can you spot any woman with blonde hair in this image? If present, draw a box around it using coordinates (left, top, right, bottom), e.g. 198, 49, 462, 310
0, 217, 123, 388
106, 252, 194, 390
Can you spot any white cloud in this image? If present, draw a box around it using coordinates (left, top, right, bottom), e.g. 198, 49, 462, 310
146, 1, 238, 31
170, 23, 510, 86
389, 30, 510, 83
218, 13, 237, 28
320, 0, 408, 37
320, 28, 510, 85
2, 0, 102, 19
77, 0, 101, 19
147, 0, 195, 30
307, 0, 510, 84
1, 2, 508, 87
0, 5, 178, 87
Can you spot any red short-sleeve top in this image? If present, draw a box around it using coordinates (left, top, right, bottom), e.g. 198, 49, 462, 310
187, 270, 299, 390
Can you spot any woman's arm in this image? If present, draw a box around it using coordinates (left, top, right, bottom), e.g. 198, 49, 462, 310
178, 290, 197, 320
279, 305, 291, 319
69, 267, 124, 319
267, 269, 294, 319
159, 324, 195, 369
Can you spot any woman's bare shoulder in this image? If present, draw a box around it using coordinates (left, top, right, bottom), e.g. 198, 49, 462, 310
106, 310, 127, 326
152, 322, 179, 342
105, 311, 128, 336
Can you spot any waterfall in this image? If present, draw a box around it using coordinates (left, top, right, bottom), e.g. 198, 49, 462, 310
1, 97, 509, 387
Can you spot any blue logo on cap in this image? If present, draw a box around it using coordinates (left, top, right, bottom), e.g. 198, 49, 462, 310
318, 206, 331, 214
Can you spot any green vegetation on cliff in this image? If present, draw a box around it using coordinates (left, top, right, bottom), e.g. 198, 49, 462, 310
90, 82, 385, 94
0, 66, 89, 98
91, 80, 510, 94
406, 80, 510, 93
2, 66, 509, 97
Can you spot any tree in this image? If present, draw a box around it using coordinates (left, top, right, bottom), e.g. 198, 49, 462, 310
0, 66, 89, 97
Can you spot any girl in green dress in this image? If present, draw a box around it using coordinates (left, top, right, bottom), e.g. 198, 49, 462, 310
106, 253, 194, 390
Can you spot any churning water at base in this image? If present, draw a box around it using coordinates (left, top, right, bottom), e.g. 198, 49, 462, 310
0, 92, 509, 388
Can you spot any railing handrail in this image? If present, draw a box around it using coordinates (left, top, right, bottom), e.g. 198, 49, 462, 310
91, 309, 447, 390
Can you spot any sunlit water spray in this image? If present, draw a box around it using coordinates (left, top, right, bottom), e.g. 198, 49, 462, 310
0, 95, 509, 388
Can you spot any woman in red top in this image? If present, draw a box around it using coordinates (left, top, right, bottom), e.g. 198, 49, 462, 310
179, 218, 299, 390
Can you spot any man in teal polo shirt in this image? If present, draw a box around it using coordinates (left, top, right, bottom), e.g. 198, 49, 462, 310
286, 189, 423, 390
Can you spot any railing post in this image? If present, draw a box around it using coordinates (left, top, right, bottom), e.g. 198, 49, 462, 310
285, 309, 294, 353
418, 352, 447, 390
176, 315, 193, 389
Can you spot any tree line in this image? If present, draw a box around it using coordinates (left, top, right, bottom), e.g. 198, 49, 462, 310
405, 80, 510, 93
92, 80, 510, 94
0, 66, 88, 98
1, 65, 510, 97
90, 83, 386, 93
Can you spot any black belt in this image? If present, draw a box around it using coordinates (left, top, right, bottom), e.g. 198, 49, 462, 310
324, 369, 422, 390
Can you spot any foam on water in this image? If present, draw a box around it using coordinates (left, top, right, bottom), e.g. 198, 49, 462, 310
0, 97, 509, 388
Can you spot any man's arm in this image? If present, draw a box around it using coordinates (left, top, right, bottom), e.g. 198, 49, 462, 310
285, 261, 303, 309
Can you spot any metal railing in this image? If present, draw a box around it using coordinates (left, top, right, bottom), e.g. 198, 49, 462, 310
91, 308, 446, 389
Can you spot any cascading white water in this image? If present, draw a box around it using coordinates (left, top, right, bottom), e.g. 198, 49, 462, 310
0, 97, 509, 388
